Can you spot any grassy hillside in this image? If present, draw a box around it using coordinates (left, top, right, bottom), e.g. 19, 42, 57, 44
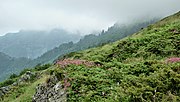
33, 19, 157, 65
56, 11, 180, 102
0, 12, 180, 102
0, 18, 157, 82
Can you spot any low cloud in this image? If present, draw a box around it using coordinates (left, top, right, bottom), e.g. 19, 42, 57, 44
0, 0, 180, 35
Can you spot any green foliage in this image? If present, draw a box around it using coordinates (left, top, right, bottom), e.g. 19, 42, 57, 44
34, 63, 51, 71
55, 11, 180, 102
48, 68, 64, 80
19, 68, 33, 76
9, 74, 18, 79
1, 75, 47, 102
0, 79, 15, 88
59, 61, 180, 102
63, 65, 113, 102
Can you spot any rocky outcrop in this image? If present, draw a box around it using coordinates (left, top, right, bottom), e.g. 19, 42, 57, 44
12, 71, 36, 86
0, 86, 10, 99
32, 75, 66, 102
0, 71, 37, 99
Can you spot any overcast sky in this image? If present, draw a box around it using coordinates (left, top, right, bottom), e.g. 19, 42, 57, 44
0, 0, 180, 35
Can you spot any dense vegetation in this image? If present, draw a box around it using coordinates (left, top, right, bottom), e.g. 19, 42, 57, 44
1, 12, 179, 102
56, 11, 180, 101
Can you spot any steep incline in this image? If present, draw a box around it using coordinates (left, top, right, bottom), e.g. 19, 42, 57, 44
56, 11, 180, 101
0, 12, 179, 102
0, 19, 157, 82
33, 19, 157, 65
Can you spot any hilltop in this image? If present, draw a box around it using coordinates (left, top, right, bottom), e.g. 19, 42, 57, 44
0, 11, 180, 102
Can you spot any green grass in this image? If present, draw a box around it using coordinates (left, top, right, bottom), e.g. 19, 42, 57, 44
55, 11, 180, 102
56, 61, 180, 102
1, 74, 49, 102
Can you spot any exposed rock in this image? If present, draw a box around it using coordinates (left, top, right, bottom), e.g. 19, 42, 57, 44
0, 71, 37, 99
0, 90, 4, 98
20, 71, 35, 81
12, 82, 18, 86
13, 71, 36, 86
32, 76, 67, 102
0, 86, 10, 98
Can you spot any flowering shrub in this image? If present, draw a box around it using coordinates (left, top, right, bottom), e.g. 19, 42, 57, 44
64, 78, 71, 90
166, 57, 180, 63
56, 59, 95, 68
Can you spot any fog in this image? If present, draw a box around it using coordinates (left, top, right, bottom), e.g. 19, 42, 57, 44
0, 0, 180, 35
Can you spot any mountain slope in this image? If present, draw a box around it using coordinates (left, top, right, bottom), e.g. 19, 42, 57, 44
0, 52, 31, 81
0, 29, 81, 59
0, 12, 180, 102
33, 19, 157, 65
57, 11, 180, 101
0, 19, 157, 82
1, 12, 180, 102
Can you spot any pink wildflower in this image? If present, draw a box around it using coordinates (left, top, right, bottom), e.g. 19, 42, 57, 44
166, 57, 180, 63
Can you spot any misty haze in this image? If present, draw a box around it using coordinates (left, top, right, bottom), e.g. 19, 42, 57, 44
0, 0, 180, 102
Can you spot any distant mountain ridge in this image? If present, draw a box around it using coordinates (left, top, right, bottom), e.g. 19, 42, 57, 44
0, 52, 31, 81
0, 19, 158, 81
33, 19, 158, 65
0, 29, 81, 59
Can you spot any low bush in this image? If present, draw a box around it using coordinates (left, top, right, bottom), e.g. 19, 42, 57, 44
35, 64, 51, 71
0, 79, 14, 87
9, 73, 18, 79
19, 68, 32, 76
